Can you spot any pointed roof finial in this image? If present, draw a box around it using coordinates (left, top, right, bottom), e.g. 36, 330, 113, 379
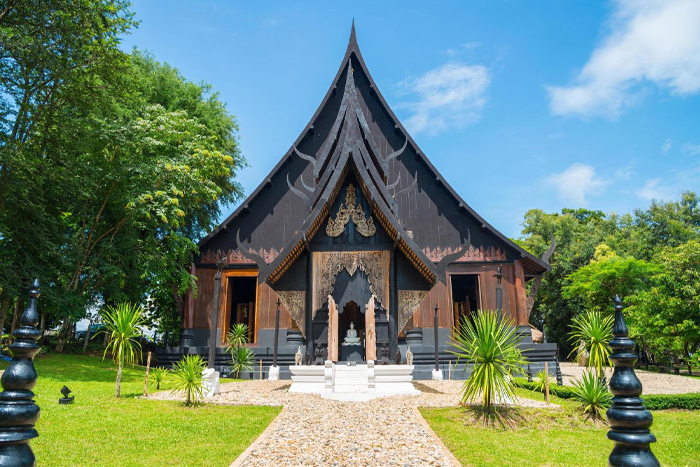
349, 18, 357, 48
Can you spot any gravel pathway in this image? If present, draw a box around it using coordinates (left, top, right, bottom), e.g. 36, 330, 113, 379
560, 362, 700, 394
149, 379, 552, 466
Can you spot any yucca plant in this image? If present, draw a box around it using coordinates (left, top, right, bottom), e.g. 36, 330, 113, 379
450, 310, 525, 412
534, 370, 555, 398
571, 369, 612, 418
98, 302, 145, 397
226, 323, 254, 378
171, 354, 206, 406
226, 323, 250, 348
151, 367, 168, 390
568, 310, 614, 379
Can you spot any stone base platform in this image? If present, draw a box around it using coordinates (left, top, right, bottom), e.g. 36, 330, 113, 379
289, 360, 420, 400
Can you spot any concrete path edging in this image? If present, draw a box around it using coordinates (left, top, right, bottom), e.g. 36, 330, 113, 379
229, 406, 288, 467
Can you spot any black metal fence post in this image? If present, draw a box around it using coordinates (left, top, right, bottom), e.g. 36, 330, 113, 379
0, 279, 42, 466
607, 295, 659, 467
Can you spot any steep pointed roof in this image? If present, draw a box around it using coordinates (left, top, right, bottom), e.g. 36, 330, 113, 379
199, 23, 550, 279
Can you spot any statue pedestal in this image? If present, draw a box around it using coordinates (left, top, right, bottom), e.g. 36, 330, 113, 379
340, 344, 364, 362
202, 369, 220, 398
431, 369, 444, 381
268, 365, 280, 381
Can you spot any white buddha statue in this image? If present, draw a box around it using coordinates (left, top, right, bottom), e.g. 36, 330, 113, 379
343, 322, 361, 345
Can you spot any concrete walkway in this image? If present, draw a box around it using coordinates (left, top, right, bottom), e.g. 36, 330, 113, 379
560, 362, 700, 394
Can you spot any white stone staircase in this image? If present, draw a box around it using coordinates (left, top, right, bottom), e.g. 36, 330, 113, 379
332, 365, 369, 393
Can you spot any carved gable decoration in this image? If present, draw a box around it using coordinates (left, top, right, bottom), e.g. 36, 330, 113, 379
277, 291, 306, 338
398, 290, 428, 334
200, 248, 280, 265
314, 251, 388, 317
326, 183, 376, 238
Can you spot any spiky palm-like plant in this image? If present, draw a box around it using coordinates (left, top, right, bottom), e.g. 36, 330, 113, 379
571, 369, 613, 418
534, 370, 555, 398
226, 323, 253, 378
568, 310, 614, 378
99, 303, 145, 397
151, 367, 168, 390
171, 354, 206, 406
450, 310, 525, 412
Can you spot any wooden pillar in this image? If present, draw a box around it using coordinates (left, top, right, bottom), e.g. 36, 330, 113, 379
513, 259, 529, 326
328, 295, 338, 362
389, 248, 398, 356
365, 296, 376, 361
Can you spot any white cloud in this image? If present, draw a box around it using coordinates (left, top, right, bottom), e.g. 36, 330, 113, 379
546, 163, 609, 205
681, 141, 700, 156
661, 139, 672, 153
548, 0, 700, 119
399, 63, 490, 135
636, 178, 676, 201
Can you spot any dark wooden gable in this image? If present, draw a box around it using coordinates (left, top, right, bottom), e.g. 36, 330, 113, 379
197, 23, 548, 278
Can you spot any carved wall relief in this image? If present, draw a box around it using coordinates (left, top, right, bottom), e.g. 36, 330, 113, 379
325, 183, 376, 238
314, 251, 389, 318
398, 290, 428, 334
276, 291, 306, 338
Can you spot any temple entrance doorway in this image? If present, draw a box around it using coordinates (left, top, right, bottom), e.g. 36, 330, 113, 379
339, 301, 364, 362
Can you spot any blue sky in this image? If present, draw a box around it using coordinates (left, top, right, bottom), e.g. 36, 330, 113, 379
121, 0, 700, 238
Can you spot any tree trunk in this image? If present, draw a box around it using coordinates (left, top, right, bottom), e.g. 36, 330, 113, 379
39, 312, 46, 338
115, 360, 122, 398
0, 298, 10, 335
55, 318, 72, 352
10, 300, 22, 339
83, 318, 93, 351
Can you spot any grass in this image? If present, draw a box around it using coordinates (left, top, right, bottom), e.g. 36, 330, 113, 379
421, 387, 700, 467
0, 354, 280, 467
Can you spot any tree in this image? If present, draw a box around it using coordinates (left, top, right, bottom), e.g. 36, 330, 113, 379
628, 240, 700, 362
563, 244, 657, 313
100, 302, 145, 397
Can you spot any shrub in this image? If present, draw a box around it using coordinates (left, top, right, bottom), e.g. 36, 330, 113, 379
99, 302, 146, 397
514, 377, 578, 399
534, 370, 555, 399
568, 310, 613, 378
171, 354, 206, 406
151, 367, 168, 390
642, 393, 700, 411
571, 369, 612, 418
451, 310, 525, 412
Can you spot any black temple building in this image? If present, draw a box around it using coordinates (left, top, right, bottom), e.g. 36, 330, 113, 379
159, 24, 554, 378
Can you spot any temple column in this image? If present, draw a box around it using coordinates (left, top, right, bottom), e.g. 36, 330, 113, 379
328, 295, 338, 361
365, 296, 376, 360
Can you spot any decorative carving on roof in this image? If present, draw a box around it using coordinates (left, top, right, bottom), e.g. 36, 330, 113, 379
423, 245, 507, 263
200, 248, 279, 265
325, 183, 377, 238
277, 291, 305, 338
315, 251, 388, 317
398, 290, 428, 335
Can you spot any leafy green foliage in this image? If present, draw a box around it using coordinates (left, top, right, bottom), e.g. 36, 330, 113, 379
171, 354, 206, 406
451, 310, 525, 411
514, 377, 578, 399
226, 323, 254, 378
99, 302, 146, 397
571, 370, 612, 418
568, 310, 613, 377
628, 240, 700, 360
643, 393, 700, 411
151, 367, 169, 390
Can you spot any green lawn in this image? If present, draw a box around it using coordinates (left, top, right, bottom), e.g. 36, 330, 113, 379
421, 388, 700, 467
1, 354, 280, 467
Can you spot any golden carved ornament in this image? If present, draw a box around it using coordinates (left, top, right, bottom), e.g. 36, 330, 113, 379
326, 183, 376, 238
277, 291, 306, 338
398, 290, 428, 334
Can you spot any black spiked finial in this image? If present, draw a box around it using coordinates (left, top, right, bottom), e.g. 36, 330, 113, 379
0, 279, 42, 466
606, 295, 659, 467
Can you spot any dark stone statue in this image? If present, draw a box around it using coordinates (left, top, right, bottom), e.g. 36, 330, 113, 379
304, 352, 312, 366
380, 344, 390, 365
313, 342, 326, 366
394, 349, 401, 365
